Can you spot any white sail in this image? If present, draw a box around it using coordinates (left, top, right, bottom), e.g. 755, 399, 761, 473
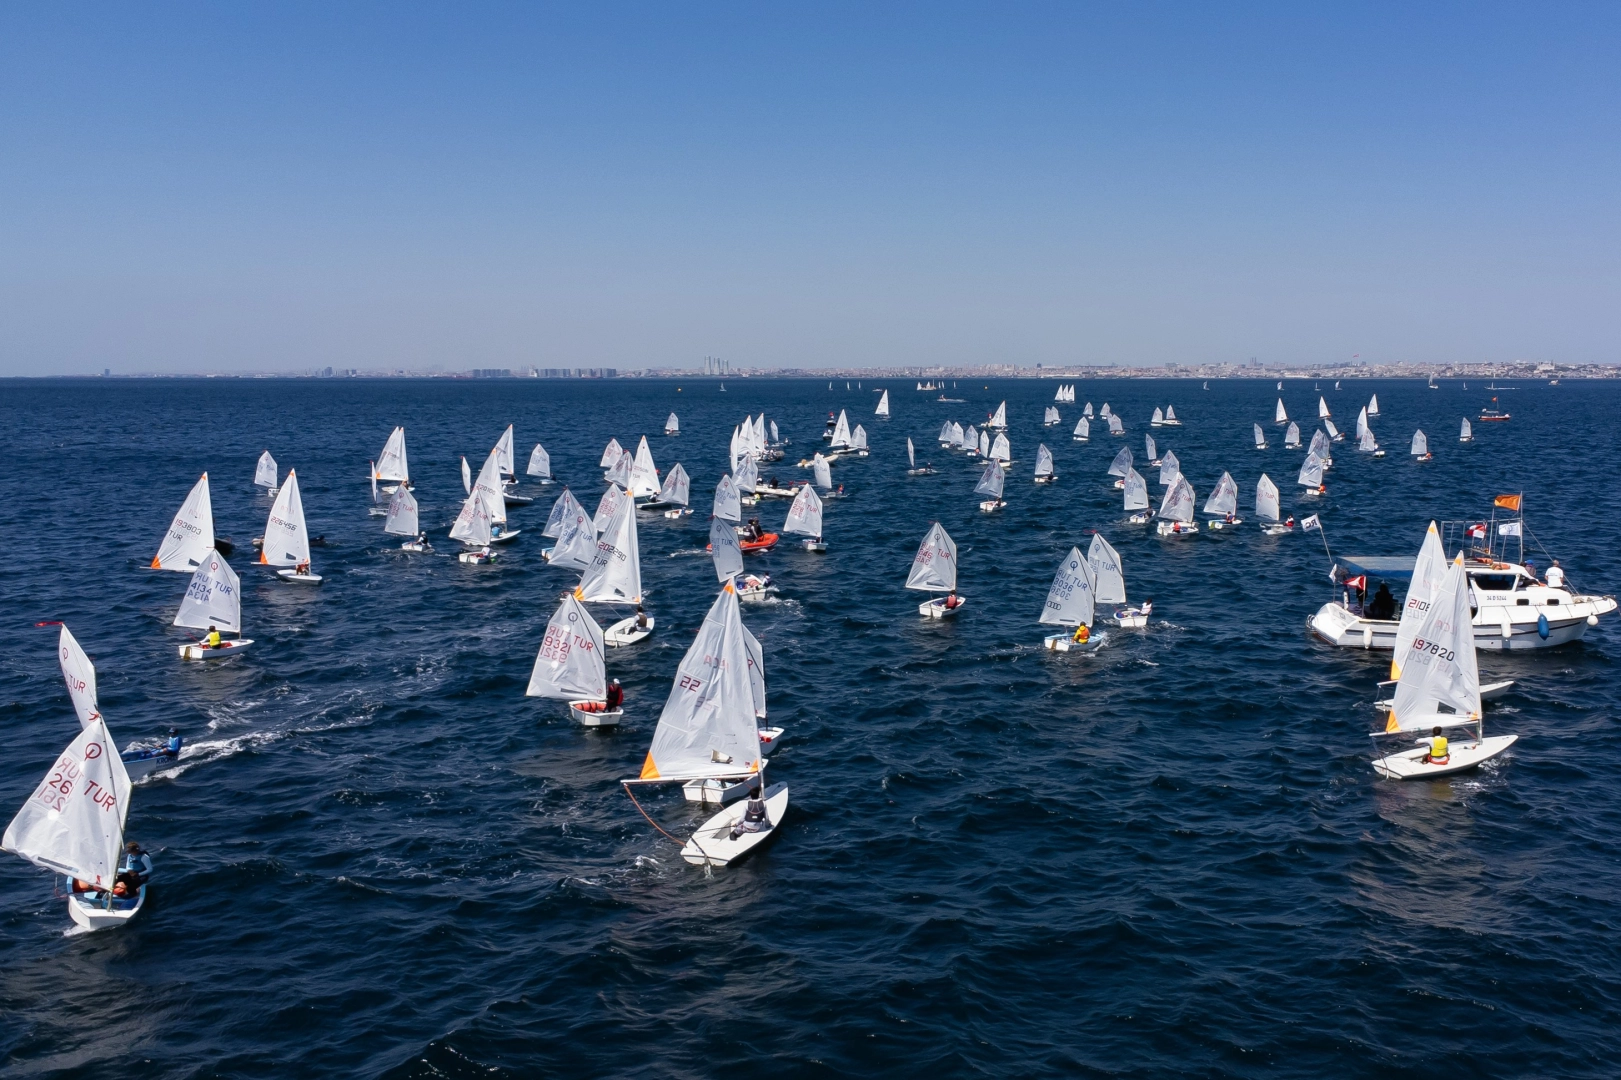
978, 429, 990, 456
1039, 546, 1096, 628
637, 583, 760, 782
851, 424, 869, 451
1088, 533, 1127, 604
990, 432, 1010, 463
630, 436, 660, 498
1123, 467, 1149, 511
152, 473, 215, 572
1368, 394, 1380, 416
975, 460, 1006, 499
376, 427, 409, 484
964, 424, 979, 450
577, 491, 642, 603
471, 449, 507, 523
1308, 429, 1331, 460
1107, 447, 1133, 478
1100, 403, 1111, 417
906, 524, 957, 592
57, 625, 100, 728
1388, 555, 1481, 732
1298, 452, 1325, 488
1392, 521, 1449, 680
1284, 422, 1300, 447
949, 422, 964, 447
494, 425, 515, 476
593, 484, 625, 533
548, 497, 598, 570
461, 456, 471, 495
812, 454, 833, 490
769, 420, 780, 444
1411, 430, 1428, 456
1203, 472, 1238, 516
876, 390, 890, 416
526, 593, 606, 701
1083, 402, 1094, 417
729, 425, 743, 470
1158, 450, 1180, 488
709, 517, 744, 582
1318, 396, 1331, 418
1324, 418, 1340, 440
1256, 475, 1280, 521
260, 471, 311, 567
1158, 476, 1194, 523
370, 466, 379, 508
1107, 414, 1123, 435
742, 622, 767, 719
1145, 434, 1157, 462
1166, 405, 1177, 421
988, 401, 1007, 429
2, 718, 130, 888
830, 410, 852, 448
665, 412, 680, 435
713, 474, 742, 522
384, 484, 419, 536
600, 438, 624, 469
783, 484, 823, 538
1253, 423, 1266, 448
544, 488, 586, 538
907, 437, 916, 469
174, 551, 241, 634
527, 444, 551, 479
449, 484, 494, 546
1355, 407, 1369, 440
1034, 443, 1054, 478
1461, 417, 1472, 440
938, 422, 953, 444
605, 450, 634, 488
1275, 399, 1288, 424
1075, 417, 1089, 438
658, 462, 690, 506
254, 451, 277, 490
1151, 407, 1164, 425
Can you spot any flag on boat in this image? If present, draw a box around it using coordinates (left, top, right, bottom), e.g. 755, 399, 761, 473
1301, 515, 1321, 532
1343, 575, 1366, 591
1494, 494, 1522, 511
1499, 521, 1522, 537
1466, 522, 1487, 539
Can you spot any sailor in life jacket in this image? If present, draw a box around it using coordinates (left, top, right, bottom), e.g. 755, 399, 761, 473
205, 625, 222, 649
1072, 624, 1091, 644
1425, 726, 1450, 764
730, 794, 770, 840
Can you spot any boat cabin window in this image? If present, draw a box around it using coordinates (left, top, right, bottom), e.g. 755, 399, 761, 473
1516, 598, 1530, 606
1471, 574, 1517, 592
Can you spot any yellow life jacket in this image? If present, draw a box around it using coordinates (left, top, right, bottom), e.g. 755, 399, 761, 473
206, 630, 221, 648
1431, 736, 1449, 760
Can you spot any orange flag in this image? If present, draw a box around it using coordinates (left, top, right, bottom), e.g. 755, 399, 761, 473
1494, 494, 1522, 511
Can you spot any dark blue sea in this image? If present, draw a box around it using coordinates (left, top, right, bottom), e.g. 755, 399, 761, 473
1, 375, 1617, 1078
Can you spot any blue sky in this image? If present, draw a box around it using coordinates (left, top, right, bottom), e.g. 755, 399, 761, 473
2, 3, 1617, 374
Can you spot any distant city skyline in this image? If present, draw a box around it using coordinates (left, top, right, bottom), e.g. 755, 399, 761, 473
2, 4, 1617, 376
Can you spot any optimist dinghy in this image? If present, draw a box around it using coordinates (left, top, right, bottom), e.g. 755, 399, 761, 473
368, 466, 388, 516
450, 453, 504, 564
975, 459, 1007, 512
782, 483, 826, 552
909, 523, 963, 617
1122, 467, 1151, 524
1040, 547, 1104, 652
1155, 476, 1198, 537
374, 427, 410, 493
255, 451, 279, 495
681, 783, 789, 866
905, 437, 936, 476
527, 593, 622, 727
604, 614, 655, 647
1203, 472, 1242, 530
1089, 534, 1151, 627
383, 484, 430, 552
174, 553, 253, 660
1371, 554, 1516, 778
260, 471, 323, 584
1255, 475, 1290, 534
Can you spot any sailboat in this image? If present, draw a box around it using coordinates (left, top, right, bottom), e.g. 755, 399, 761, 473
1372, 555, 1516, 778
1318, 396, 1331, 419
875, 390, 890, 418
850, 424, 870, 457
1089, 533, 1150, 627
629, 436, 661, 500
254, 452, 278, 495
1107, 446, 1133, 489
1324, 418, 1343, 442
812, 454, 836, 496
493, 425, 532, 505
53, 626, 179, 780
1155, 476, 1198, 536
665, 412, 680, 436
175, 552, 252, 660
1040, 547, 1101, 652
906, 437, 936, 477
1256, 475, 1288, 534
1298, 451, 1326, 495
975, 459, 1006, 512
783, 482, 826, 552
3, 717, 139, 931
1275, 398, 1288, 425
1145, 434, 1160, 466
450, 454, 504, 564
1083, 402, 1094, 418
1411, 430, 1431, 460
368, 463, 388, 517
375, 427, 410, 492
540, 489, 597, 569
1368, 394, 1380, 416
461, 455, 472, 495
1151, 407, 1165, 427
527, 444, 553, 485
1460, 417, 1474, 442
645, 462, 692, 517
1308, 428, 1333, 467
962, 423, 980, 456
578, 492, 651, 646
1428, 374, 1439, 389
604, 449, 634, 490
473, 449, 521, 544
986, 401, 1008, 430
1253, 423, 1268, 450
527, 592, 620, 727
1284, 422, 1301, 448
828, 410, 853, 452
1033, 443, 1056, 484
1123, 467, 1151, 524
989, 432, 1011, 464
1044, 406, 1061, 427
1157, 450, 1180, 488
1203, 471, 1241, 529
152, 474, 217, 573
385, 483, 429, 551
909, 523, 962, 617
1073, 416, 1090, 442
600, 438, 624, 469
1163, 405, 1181, 426
1107, 414, 1124, 436
261, 471, 321, 583
622, 581, 786, 868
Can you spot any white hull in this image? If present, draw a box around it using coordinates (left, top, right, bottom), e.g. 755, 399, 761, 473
1311, 597, 1612, 651
920, 597, 965, 618
486, 528, 522, 546
400, 540, 432, 552
1373, 734, 1518, 779
682, 772, 762, 805
68, 884, 147, 931
737, 575, 771, 599
1043, 630, 1105, 652
1113, 605, 1151, 628
1205, 518, 1243, 531
458, 549, 498, 564
979, 499, 1005, 513
1378, 679, 1514, 711
121, 750, 178, 781
1156, 521, 1198, 537
569, 701, 624, 727
681, 783, 789, 866
604, 615, 655, 647
276, 570, 324, 585
368, 506, 388, 517
179, 638, 253, 661
800, 539, 827, 553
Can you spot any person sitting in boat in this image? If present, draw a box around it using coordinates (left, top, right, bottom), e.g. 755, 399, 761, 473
1366, 582, 1397, 621
1546, 560, 1565, 589
1072, 624, 1091, 644
1316, 483, 1327, 496
835, 485, 845, 497
729, 792, 771, 840
121, 841, 153, 885
604, 679, 624, 711
295, 559, 311, 575
1425, 726, 1450, 764
1283, 516, 1295, 529
943, 593, 962, 610
203, 624, 222, 649
634, 605, 649, 630
743, 518, 763, 542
